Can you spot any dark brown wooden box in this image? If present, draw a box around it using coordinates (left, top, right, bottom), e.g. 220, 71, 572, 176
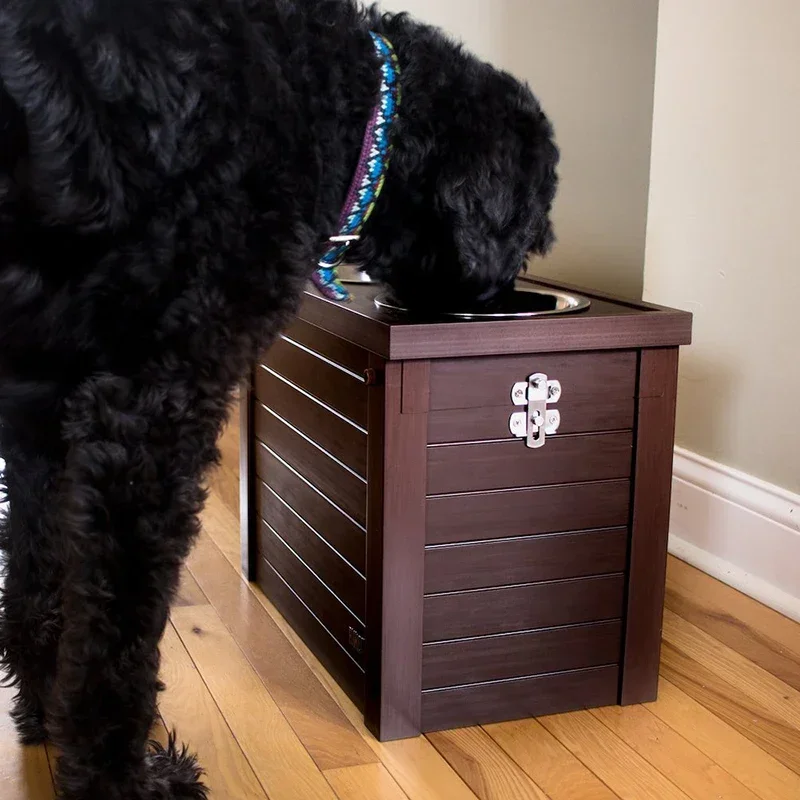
240, 276, 692, 741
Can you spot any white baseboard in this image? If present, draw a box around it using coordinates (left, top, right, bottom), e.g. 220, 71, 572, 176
669, 447, 800, 623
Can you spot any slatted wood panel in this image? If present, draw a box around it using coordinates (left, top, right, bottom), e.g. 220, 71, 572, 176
426, 480, 630, 545
421, 666, 620, 732
423, 575, 626, 642
254, 404, 367, 526
422, 621, 622, 690
281, 319, 370, 376
424, 529, 629, 593
427, 432, 634, 494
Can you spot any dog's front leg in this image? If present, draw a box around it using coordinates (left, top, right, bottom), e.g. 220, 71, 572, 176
49, 374, 218, 800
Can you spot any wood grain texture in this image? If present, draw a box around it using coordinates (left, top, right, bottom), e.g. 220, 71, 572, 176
262, 335, 368, 426
485, 718, 621, 800
592, 704, 760, 800
158, 624, 268, 799
257, 489, 366, 618
256, 447, 366, 573
651, 678, 800, 800
259, 558, 366, 710
324, 763, 409, 800
424, 575, 626, 642
255, 405, 367, 526
171, 605, 337, 800
540, 710, 693, 800
188, 518, 376, 771
365, 359, 428, 741
427, 726, 550, 800
427, 350, 636, 440
240, 380, 257, 579
281, 318, 370, 375
665, 556, 800, 692
424, 529, 629, 593
258, 527, 365, 664
256, 366, 367, 476
620, 347, 680, 705
427, 432, 633, 495
421, 666, 620, 732
426, 480, 630, 545
298, 282, 693, 360
422, 621, 621, 690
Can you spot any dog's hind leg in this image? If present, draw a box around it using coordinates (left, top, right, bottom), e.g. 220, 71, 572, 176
0, 417, 65, 745
49, 374, 224, 800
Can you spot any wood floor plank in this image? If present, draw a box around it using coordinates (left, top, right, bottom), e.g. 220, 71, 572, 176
540, 710, 692, 800
666, 557, 800, 691
187, 526, 377, 771
172, 604, 337, 800
158, 623, 268, 799
485, 718, 620, 800
325, 763, 409, 800
251, 581, 479, 800
427, 727, 550, 800
592, 704, 760, 800
660, 640, 800, 775
0, 687, 55, 800
202, 490, 242, 569
651, 677, 800, 800
174, 565, 208, 607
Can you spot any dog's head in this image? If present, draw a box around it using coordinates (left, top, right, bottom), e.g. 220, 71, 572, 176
351, 12, 560, 311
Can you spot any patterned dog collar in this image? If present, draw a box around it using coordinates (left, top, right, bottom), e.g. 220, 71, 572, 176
312, 32, 401, 302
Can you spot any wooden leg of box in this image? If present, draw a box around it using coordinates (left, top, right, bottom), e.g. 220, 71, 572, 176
239, 378, 257, 581
621, 347, 680, 704
365, 359, 429, 740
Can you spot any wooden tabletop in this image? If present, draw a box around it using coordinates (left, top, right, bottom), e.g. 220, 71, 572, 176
298, 275, 693, 361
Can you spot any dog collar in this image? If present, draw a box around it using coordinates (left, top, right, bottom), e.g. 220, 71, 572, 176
312, 32, 401, 302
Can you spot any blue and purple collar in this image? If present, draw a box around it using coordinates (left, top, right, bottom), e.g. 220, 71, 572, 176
311, 32, 401, 302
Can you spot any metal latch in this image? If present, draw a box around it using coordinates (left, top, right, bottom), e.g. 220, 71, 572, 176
509, 373, 562, 449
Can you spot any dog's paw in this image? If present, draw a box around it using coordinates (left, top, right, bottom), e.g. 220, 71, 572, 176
147, 733, 209, 800
9, 696, 48, 746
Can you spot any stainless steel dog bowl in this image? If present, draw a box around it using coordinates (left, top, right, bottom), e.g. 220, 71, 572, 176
374, 283, 591, 319
337, 264, 375, 284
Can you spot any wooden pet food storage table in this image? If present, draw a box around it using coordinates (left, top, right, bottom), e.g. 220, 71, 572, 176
240, 277, 693, 741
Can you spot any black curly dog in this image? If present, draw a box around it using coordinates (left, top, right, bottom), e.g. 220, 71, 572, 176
0, 0, 558, 796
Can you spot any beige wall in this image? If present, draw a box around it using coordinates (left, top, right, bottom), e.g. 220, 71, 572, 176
644, 0, 800, 492
379, 0, 659, 297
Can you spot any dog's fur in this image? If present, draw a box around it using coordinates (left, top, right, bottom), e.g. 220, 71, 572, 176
0, 0, 559, 796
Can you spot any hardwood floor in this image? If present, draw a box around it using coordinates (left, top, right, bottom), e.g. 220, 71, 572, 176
3, 409, 800, 799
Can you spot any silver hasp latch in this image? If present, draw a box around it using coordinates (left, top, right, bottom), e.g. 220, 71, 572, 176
509, 373, 562, 449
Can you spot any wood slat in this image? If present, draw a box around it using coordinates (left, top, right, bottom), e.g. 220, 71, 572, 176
651, 677, 800, 800
665, 556, 800, 692
262, 335, 367, 427
424, 575, 626, 642
259, 558, 366, 711
426, 480, 631, 545
257, 487, 366, 619
485, 718, 621, 800
257, 446, 366, 572
592, 704, 760, 800
421, 666, 619, 732
258, 529, 365, 666
188, 521, 376, 771
540, 710, 693, 800
427, 432, 633, 495
324, 763, 409, 800
422, 621, 621, 690
255, 366, 367, 477
255, 405, 366, 526
281, 318, 369, 375
424, 529, 628, 593
158, 624, 268, 799
171, 605, 337, 800
427, 726, 550, 799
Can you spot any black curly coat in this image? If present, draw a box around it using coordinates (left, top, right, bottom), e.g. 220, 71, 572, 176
0, 0, 559, 796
